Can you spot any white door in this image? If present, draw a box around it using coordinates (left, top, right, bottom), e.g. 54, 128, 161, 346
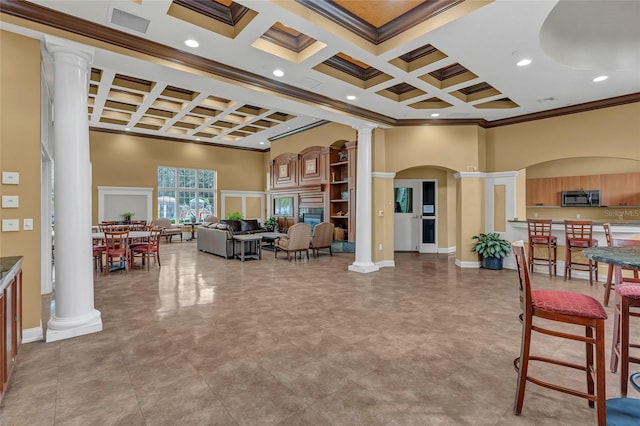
394, 180, 421, 251
394, 179, 438, 253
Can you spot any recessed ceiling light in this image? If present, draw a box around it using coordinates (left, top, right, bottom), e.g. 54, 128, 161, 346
517, 59, 532, 67
185, 39, 199, 48
430, 113, 440, 117
346, 95, 357, 100
272, 69, 284, 77
593, 75, 608, 82
196, 137, 200, 141
125, 127, 130, 131
259, 141, 265, 145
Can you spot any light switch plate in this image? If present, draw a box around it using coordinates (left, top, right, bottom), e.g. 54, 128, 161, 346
2, 195, 19, 208
23, 218, 33, 231
2, 171, 19, 185
2, 219, 19, 232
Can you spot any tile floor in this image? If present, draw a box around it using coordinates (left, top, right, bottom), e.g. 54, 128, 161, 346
0, 241, 634, 425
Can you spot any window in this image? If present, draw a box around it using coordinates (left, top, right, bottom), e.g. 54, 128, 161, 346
273, 197, 293, 216
158, 167, 216, 222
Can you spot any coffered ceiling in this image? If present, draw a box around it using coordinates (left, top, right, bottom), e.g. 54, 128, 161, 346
1, 0, 639, 152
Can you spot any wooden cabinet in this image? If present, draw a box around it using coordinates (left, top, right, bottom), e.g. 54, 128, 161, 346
526, 177, 562, 206
561, 175, 601, 191
601, 172, 640, 206
1, 257, 22, 403
528, 173, 640, 207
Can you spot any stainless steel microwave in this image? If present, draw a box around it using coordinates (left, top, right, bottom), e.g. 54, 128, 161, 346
561, 190, 601, 207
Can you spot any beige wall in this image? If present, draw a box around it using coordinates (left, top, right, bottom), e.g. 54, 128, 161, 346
486, 102, 640, 172
90, 132, 268, 222
0, 31, 42, 329
269, 122, 355, 158
382, 125, 484, 173
526, 157, 640, 178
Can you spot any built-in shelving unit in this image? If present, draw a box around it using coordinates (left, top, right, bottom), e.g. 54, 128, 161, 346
329, 142, 356, 241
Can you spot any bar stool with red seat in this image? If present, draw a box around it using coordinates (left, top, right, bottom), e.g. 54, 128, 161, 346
527, 218, 557, 277
512, 240, 607, 425
564, 220, 598, 284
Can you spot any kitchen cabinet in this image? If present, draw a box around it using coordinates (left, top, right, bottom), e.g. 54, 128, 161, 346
601, 172, 640, 206
1, 257, 22, 403
526, 177, 562, 206
561, 175, 601, 191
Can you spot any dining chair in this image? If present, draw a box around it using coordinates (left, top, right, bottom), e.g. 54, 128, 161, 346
526, 218, 557, 277
103, 230, 130, 275
564, 220, 598, 284
512, 240, 607, 425
608, 238, 640, 397
131, 228, 162, 270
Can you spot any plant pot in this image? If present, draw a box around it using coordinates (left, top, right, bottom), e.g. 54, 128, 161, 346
482, 256, 503, 270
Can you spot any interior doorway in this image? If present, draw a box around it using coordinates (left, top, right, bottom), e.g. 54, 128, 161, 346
394, 179, 437, 253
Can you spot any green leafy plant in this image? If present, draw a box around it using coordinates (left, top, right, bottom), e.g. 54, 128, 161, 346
471, 233, 511, 259
264, 216, 277, 231
121, 212, 135, 219
227, 211, 244, 220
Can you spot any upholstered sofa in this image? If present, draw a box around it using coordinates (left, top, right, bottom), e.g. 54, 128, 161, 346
197, 219, 266, 259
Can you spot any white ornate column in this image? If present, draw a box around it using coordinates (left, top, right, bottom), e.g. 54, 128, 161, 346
45, 36, 102, 342
349, 125, 379, 273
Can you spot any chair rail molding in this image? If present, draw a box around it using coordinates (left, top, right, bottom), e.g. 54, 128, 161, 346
97, 186, 154, 223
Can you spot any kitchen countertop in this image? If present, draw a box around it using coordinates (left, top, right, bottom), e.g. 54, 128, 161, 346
1, 256, 23, 289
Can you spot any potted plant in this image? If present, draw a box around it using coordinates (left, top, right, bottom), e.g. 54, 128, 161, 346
227, 211, 243, 220
121, 211, 135, 223
264, 216, 277, 232
471, 232, 512, 270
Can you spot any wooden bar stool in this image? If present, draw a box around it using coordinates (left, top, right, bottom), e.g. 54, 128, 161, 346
512, 241, 607, 425
564, 220, 598, 284
527, 218, 557, 277
603, 226, 640, 306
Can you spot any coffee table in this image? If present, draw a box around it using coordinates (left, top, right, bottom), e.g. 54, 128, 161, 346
260, 232, 286, 251
233, 234, 263, 261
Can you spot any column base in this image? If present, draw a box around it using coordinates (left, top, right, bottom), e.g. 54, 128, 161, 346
46, 309, 103, 342
348, 262, 379, 273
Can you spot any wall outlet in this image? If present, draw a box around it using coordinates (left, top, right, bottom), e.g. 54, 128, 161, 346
576, 214, 581, 219
378, 243, 383, 250
23, 218, 33, 230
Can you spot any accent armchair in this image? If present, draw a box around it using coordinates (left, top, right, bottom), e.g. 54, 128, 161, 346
154, 218, 182, 243
310, 222, 334, 258
275, 223, 312, 261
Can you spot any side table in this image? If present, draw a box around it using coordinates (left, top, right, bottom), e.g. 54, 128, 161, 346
233, 234, 263, 261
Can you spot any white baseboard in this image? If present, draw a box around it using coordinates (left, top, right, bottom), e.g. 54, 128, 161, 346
22, 323, 44, 343
438, 246, 456, 254
456, 259, 481, 268
376, 260, 395, 268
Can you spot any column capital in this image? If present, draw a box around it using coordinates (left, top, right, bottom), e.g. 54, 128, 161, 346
352, 124, 377, 135
44, 35, 94, 63
454, 171, 485, 179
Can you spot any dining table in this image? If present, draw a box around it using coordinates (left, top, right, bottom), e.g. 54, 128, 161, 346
584, 244, 640, 274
